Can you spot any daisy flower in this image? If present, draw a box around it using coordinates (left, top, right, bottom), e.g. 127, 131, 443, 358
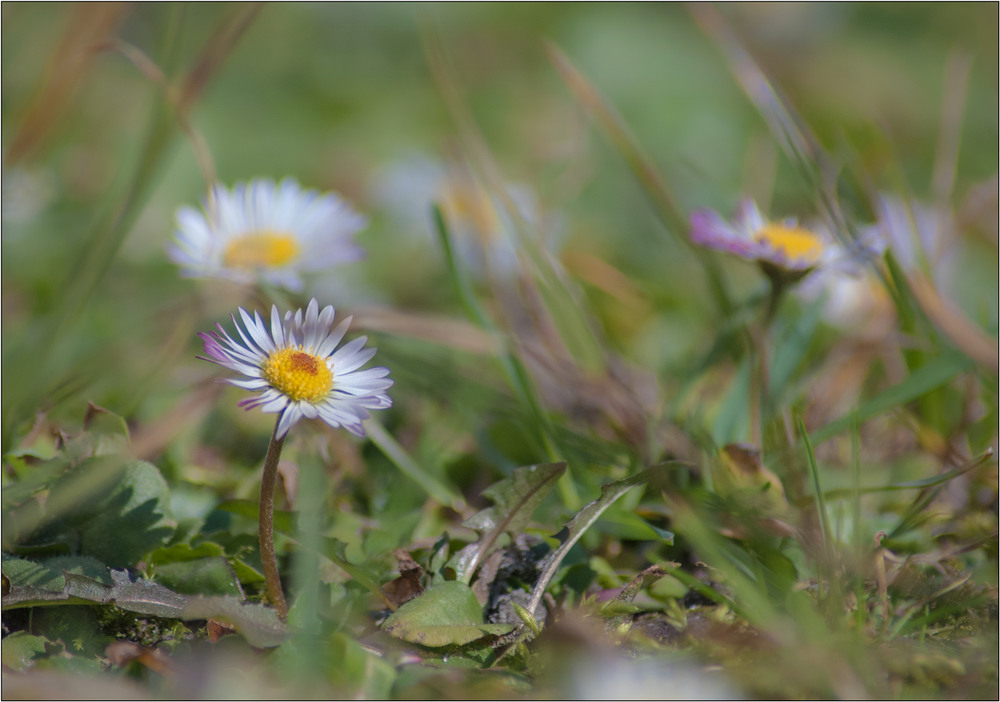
372, 155, 558, 278
865, 193, 957, 282
199, 298, 392, 439
170, 178, 366, 292
689, 199, 835, 279
799, 194, 960, 330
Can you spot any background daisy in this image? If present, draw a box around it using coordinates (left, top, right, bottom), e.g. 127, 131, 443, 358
170, 178, 366, 292
689, 198, 836, 275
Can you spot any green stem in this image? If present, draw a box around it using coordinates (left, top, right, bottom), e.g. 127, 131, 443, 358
763, 275, 787, 329
364, 417, 465, 511
260, 422, 288, 620
753, 274, 787, 447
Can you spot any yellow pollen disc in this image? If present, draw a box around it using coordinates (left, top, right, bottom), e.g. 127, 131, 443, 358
755, 223, 824, 264
262, 347, 333, 403
441, 181, 501, 242
223, 230, 299, 269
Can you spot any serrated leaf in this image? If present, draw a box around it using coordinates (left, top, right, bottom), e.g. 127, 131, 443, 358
8, 457, 175, 567
181, 595, 286, 648
79, 569, 188, 617
382, 581, 513, 647
457, 462, 566, 583
519, 467, 666, 627
2, 568, 185, 616
1, 584, 95, 609
1, 554, 111, 592
2, 567, 287, 648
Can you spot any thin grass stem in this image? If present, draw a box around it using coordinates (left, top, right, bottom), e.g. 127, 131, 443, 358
799, 415, 832, 602
364, 417, 465, 511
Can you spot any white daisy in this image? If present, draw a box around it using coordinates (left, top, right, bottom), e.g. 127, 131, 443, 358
865, 194, 957, 282
170, 178, 366, 292
798, 193, 960, 329
372, 155, 559, 278
689, 199, 836, 276
199, 298, 392, 438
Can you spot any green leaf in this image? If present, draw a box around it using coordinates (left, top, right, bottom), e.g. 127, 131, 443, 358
152, 557, 242, 596
457, 462, 566, 583
2, 568, 184, 615
2, 553, 111, 592
147, 542, 245, 595
594, 506, 675, 544
0, 631, 49, 671
520, 467, 664, 627
713, 359, 751, 447
324, 538, 393, 608
793, 449, 993, 504
768, 298, 823, 402
1, 457, 70, 510
8, 457, 176, 568
148, 541, 228, 564
809, 351, 974, 445
60, 402, 132, 464
2, 567, 286, 648
382, 581, 513, 647
180, 595, 286, 648
325, 632, 398, 699
216, 499, 295, 534
74, 569, 188, 617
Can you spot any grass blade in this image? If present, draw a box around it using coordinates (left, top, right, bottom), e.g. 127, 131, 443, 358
363, 417, 465, 512
808, 351, 975, 445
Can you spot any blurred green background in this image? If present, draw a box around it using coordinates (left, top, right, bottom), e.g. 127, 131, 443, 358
3, 3, 996, 427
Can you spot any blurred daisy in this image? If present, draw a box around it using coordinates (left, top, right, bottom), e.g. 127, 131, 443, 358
373, 155, 557, 278
802, 193, 958, 329
199, 298, 392, 438
689, 199, 835, 279
170, 178, 366, 292
2, 163, 56, 227
865, 193, 957, 282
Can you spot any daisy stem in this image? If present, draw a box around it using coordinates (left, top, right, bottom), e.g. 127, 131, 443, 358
260, 422, 288, 620
750, 276, 786, 446
763, 275, 787, 329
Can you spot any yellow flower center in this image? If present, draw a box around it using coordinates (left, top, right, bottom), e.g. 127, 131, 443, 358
262, 347, 333, 403
223, 231, 299, 269
755, 223, 824, 264
441, 181, 501, 242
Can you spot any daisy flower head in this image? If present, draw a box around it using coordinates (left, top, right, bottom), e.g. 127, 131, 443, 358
373, 155, 558, 279
689, 199, 835, 281
170, 178, 366, 292
864, 193, 957, 281
199, 298, 392, 439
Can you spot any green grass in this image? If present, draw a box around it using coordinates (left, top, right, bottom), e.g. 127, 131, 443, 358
2, 4, 997, 700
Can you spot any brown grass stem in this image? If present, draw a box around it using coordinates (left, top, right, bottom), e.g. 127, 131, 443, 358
260, 422, 288, 620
